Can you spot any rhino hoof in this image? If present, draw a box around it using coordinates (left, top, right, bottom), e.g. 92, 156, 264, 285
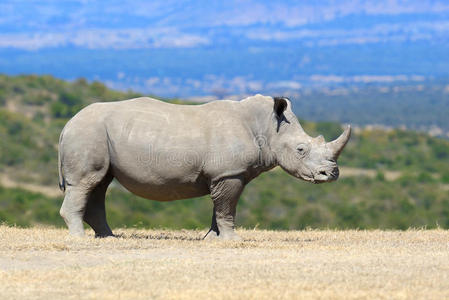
219, 233, 242, 241
203, 230, 219, 240
204, 233, 242, 241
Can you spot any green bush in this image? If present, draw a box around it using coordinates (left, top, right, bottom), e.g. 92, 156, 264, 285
441, 172, 449, 183
59, 91, 82, 106
23, 93, 51, 106
0, 90, 5, 106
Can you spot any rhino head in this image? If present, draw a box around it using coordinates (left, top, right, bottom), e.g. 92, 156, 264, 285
269, 97, 351, 183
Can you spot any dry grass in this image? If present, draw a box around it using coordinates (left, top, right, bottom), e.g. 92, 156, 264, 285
0, 226, 448, 299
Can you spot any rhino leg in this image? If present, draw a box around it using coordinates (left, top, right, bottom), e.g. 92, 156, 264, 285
59, 119, 111, 237
204, 176, 244, 240
60, 186, 90, 237
203, 209, 219, 239
60, 174, 112, 237
83, 172, 114, 238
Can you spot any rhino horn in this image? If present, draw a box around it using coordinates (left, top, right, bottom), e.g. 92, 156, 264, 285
327, 125, 351, 159
316, 135, 325, 143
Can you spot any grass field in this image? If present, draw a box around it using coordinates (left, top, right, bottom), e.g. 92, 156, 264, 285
1, 226, 448, 299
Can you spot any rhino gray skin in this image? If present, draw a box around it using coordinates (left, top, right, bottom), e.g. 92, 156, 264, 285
58, 94, 351, 239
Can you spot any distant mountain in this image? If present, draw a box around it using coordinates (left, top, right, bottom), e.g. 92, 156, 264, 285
1, 1, 449, 96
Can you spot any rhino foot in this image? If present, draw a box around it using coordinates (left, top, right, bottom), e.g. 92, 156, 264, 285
203, 229, 242, 241
219, 232, 242, 241
95, 232, 115, 238
203, 229, 219, 240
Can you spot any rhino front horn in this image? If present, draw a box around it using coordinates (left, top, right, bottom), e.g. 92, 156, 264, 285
327, 125, 351, 159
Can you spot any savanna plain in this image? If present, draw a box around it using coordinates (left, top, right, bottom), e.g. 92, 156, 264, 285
1, 226, 448, 299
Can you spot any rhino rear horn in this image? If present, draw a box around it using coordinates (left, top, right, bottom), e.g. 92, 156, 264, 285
327, 125, 351, 159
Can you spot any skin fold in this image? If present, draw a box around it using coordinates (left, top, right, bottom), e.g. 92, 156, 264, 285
58, 94, 351, 239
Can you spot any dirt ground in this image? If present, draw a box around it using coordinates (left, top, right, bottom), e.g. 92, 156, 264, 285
0, 226, 448, 299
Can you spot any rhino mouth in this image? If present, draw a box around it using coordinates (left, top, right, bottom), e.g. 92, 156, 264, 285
302, 168, 339, 184
290, 165, 339, 184
300, 173, 322, 184
314, 168, 339, 183
313, 172, 329, 183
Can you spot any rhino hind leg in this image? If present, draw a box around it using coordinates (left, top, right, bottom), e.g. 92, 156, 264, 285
204, 176, 244, 241
83, 172, 114, 238
60, 186, 90, 237
60, 172, 113, 238
59, 119, 111, 236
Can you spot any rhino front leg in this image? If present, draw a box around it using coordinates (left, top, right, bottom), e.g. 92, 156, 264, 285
204, 176, 244, 240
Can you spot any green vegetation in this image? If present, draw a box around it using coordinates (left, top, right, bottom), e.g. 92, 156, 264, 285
0, 74, 448, 230
2, 173, 448, 230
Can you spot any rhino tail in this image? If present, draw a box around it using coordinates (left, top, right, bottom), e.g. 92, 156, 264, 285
58, 130, 66, 193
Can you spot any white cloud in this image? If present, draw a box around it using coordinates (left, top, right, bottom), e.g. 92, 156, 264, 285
308, 74, 425, 84
117, 72, 125, 79
268, 81, 302, 90
310, 75, 345, 83
352, 75, 408, 83
0, 27, 209, 50
146, 77, 160, 86
244, 20, 449, 45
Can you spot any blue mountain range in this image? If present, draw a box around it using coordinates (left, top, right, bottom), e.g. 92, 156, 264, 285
1, 0, 449, 97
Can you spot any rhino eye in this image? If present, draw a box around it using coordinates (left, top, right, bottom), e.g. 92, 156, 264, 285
297, 144, 308, 155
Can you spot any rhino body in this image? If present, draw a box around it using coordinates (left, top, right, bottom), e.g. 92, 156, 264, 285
58, 95, 350, 239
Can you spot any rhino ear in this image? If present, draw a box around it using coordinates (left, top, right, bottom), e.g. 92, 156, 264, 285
273, 97, 288, 119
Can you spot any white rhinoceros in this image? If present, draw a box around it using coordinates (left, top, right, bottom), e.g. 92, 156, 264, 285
58, 94, 350, 239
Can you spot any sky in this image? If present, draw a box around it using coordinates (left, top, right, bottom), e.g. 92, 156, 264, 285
1, 0, 449, 96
